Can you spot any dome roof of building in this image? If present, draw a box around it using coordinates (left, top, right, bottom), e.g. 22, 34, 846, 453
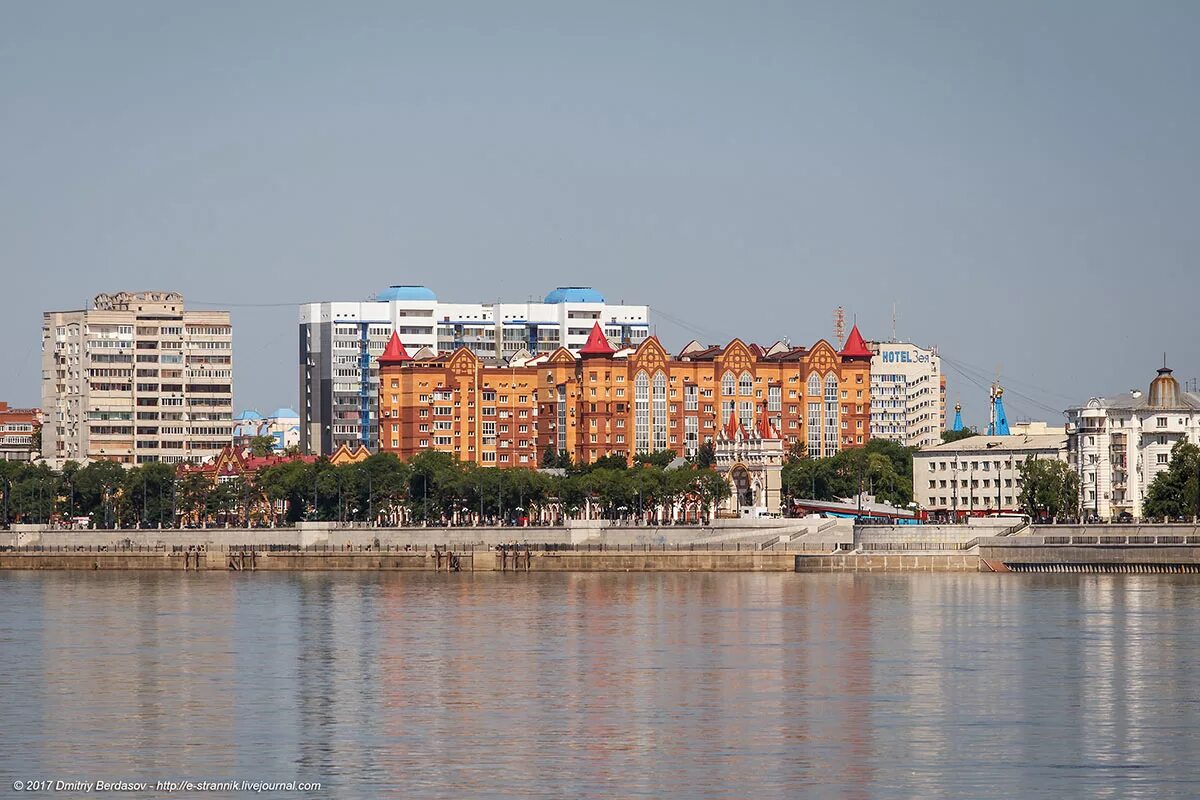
378, 285, 436, 302
1149, 365, 1182, 408
544, 286, 604, 304
270, 408, 299, 419
234, 410, 263, 420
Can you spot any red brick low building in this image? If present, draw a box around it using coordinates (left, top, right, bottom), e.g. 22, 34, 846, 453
0, 402, 41, 462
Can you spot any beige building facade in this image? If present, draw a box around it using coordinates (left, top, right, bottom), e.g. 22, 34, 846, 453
913, 432, 1068, 520
41, 292, 234, 467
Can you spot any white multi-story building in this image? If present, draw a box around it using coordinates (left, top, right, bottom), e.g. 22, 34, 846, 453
1066, 363, 1200, 520
913, 425, 1068, 520
299, 285, 650, 455
41, 292, 234, 468
869, 341, 944, 450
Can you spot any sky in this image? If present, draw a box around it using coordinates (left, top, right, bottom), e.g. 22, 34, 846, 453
3, 1, 1198, 429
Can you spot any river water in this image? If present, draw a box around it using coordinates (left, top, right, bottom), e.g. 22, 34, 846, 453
1, 572, 1199, 799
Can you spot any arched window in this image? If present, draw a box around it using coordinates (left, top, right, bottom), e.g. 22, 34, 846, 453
824, 374, 840, 456
652, 372, 668, 450
739, 372, 753, 396
635, 371, 650, 453
806, 373, 823, 458
722, 372, 735, 397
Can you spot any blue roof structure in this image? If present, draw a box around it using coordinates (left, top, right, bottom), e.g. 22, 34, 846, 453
988, 391, 1011, 436
544, 287, 605, 304
377, 285, 437, 302
234, 410, 263, 421
952, 405, 964, 432
270, 408, 299, 419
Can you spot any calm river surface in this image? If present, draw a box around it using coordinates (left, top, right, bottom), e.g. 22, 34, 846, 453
2, 572, 1199, 799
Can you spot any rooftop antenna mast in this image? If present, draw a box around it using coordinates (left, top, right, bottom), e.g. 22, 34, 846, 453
891, 303, 897, 343
833, 306, 846, 348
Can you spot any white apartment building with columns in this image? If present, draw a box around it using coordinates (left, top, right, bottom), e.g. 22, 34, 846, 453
1066, 363, 1200, 520
913, 425, 1068, 520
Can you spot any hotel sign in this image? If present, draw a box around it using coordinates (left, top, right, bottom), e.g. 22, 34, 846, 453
879, 350, 931, 364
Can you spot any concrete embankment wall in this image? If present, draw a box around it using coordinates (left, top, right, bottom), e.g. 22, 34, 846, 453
0, 520, 811, 550
794, 553, 981, 572
0, 548, 795, 572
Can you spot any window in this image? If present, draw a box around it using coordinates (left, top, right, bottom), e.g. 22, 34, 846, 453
653, 372, 668, 450
1158, 453, 1169, 465
739, 372, 752, 396
721, 372, 735, 397
823, 374, 839, 457
1158, 417, 1168, 428
635, 371, 650, 453
807, 402, 821, 459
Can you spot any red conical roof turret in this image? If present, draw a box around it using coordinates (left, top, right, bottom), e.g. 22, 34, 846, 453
724, 408, 744, 439
757, 401, 778, 439
839, 324, 872, 359
379, 331, 412, 365
579, 322, 615, 357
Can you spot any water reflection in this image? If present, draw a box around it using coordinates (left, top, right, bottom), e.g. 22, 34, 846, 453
2, 572, 1200, 798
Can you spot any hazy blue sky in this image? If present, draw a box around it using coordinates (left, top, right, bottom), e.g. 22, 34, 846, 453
4, 1, 1198, 428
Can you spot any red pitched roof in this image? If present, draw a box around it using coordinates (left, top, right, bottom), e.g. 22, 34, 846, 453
579, 322, 615, 356
379, 331, 412, 365
839, 324, 872, 359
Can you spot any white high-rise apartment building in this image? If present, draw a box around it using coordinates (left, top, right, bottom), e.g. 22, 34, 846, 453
869, 341, 944, 449
299, 285, 650, 455
42, 292, 234, 467
1066, 363, 1200, 520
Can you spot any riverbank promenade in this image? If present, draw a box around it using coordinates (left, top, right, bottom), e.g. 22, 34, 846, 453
6, 520, 1200, 573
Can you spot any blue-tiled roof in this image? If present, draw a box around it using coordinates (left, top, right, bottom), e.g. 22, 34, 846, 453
378, 285, 437, 302
544, 287, 604, 304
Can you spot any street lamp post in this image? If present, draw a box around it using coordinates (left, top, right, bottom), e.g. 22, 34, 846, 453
951, 461, 959, 523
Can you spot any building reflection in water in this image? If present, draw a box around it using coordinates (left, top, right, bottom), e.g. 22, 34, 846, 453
5, 571, 1200, 798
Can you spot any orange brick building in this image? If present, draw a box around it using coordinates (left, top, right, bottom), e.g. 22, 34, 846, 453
376, 323, 872, 466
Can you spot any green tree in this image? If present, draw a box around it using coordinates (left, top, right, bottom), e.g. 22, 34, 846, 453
1142, 441, 1200, 520
633, 449, 678, 469
174, 471, 212, 526
120, 463, 177, 527
72, 460, 127, 527
248, 435, 278, 457
942, 429, 979, 444
693, 470, 731, 520
692, 440, 717, 469
256, 460, 312, 524
407, 450, 461, 522
1018, 457, 1081, 522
